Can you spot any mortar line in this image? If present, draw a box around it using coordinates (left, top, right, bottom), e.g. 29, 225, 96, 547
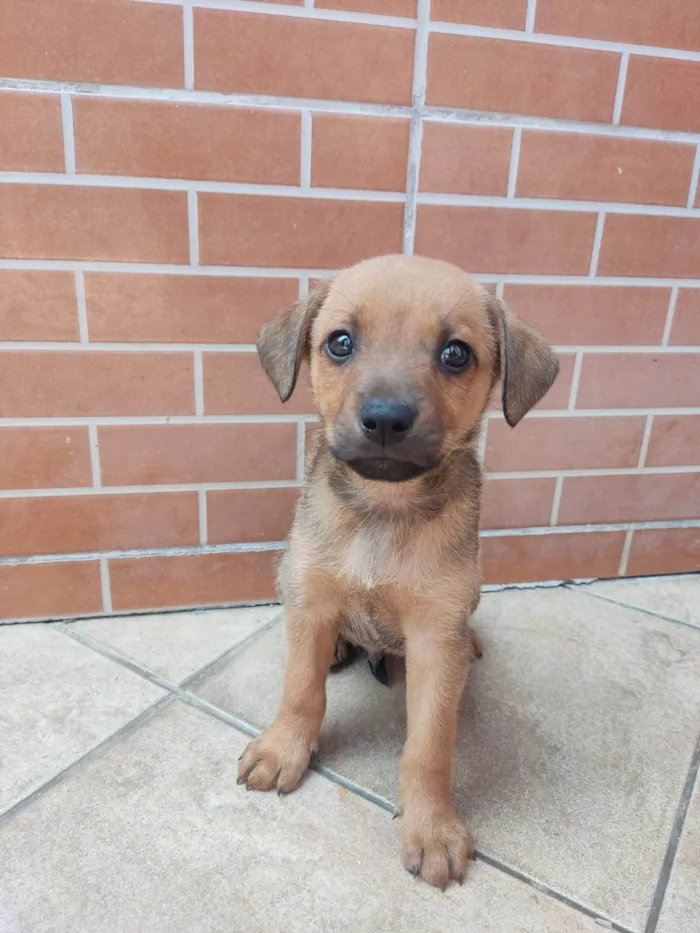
99, 558, 113, 613
617, 529, 634, 576
662, 288, 679, 346
74, 270, 89, 343
549, 476, 564, 525
198, 488, 208, 545
612, 53, 629, 125
506, 127, 522, 198
88, 423, 102, 486
300, 110, 312, 188
688, 144, 700, 209
567, 351, 584, 410
60, 93, 76, 174
524, 0, 537, 33
636, 414, 654, 468
183, 3, 195, 90
402, 0, 430, 254
187, 190, 200, 265
644, 734, 700, 933
193, 348, 204, 415
588, 213, 606, 276
296, 422, 306, 482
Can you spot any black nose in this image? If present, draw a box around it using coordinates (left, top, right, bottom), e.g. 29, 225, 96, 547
359, 398, 416, 447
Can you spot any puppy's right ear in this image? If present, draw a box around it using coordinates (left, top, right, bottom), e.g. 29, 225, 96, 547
256, 280, 331, 402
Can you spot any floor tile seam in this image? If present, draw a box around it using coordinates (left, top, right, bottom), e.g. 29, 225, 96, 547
173, 690, 638, 932
644, 732, 700, 933
0, 694, 174, 829
563, 585, 700, 635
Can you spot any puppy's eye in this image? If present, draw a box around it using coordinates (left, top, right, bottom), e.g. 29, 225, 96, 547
440, 339, 473, 372
325, 330, 354, 362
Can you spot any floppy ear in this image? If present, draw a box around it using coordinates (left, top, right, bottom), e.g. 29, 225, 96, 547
489, 296, 559, 427
256, 280, 331, 402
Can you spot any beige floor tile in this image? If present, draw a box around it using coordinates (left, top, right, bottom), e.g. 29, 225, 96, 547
0, 701, 598, 933
195, 587, 700, 931
657, 769, 700, 933
0, 624, 164, 816
71, 605, 279, 683
585, 574, 700, 629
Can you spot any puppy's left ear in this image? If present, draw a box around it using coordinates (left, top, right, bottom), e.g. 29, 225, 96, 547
257, 280, 331, 402
489, 296, 559, 427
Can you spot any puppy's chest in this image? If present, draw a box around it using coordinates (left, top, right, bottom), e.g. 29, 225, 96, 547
336, 523, 423, 590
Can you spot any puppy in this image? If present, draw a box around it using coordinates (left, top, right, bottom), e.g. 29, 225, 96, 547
238, 254, 558, 888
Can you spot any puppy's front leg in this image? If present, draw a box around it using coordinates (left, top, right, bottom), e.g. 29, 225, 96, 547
238, 606, 339, 794
398, 619, 473, 888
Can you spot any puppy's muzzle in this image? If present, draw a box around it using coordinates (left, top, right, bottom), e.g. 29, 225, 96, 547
359, 398, 416, 447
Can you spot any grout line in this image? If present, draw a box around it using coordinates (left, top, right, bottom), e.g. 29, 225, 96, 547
73, 271, 89, 343
190, 0, 415, 28
618, 529, 634, 575
570, 584, 700, 634
588, 213, 606, 276
644, 734, 700, 933
4, 341, 700, 354
300, 110, 312, 188
402, 0, 430, 254
298, 274, 309, 298
198, 489, 208, 545
193, 349, 204, 415
183, 3, 195, 90
662, 287, 679, 346
88, 424, 102, 486
60, 93, 76, 174
99, 558, 113, 613
524, 0, 537, 33
567, 351, 584, 410
637, 414, 654, 468
4, 257, 700, 287
688, 144, 700, 210
296, 422, 306, 482
549, 476, 563, 525
477, 419, 488, 463
0, 695, 174, 829
187, 190, 199, 265
304, 0, 314, 7
0, 519, 699, 570
612, 52, 629, 125
506, 126, 522, 198
5, 76, 700, 140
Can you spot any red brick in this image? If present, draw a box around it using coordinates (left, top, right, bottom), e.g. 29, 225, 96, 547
427, 34, 619, 122
419, 124, 513, 195
670, 290, 700, 345
99, 424, 297, 485
110, 550, 280, 611
537, 0, 700, 55
0, 93, 64, 172
0, 271, 78, 341
85, 274, 297, 345
316, 0, 416, 15
0, 186, 189, 263
0, 427, 92, 490
0, 0, 183, 88
415, 206, 597, 275
622, 58, 700, 134
203, 353, 315, 416
481, 478, 556, 529
576, 353, 700, 410
0, 493, 198, 558
0, 561, 102, 623
503, 285, 671, 346
480, 531, 625, 584
645, 415, 700, 467
195, 10, 414, 105
516, 131, 695, 206
627, 527, 700, 576
431, 0, 528, 29
598, 215, 700, 279
207, 488, 299, 544
74, 98, 301, 185
0, 352, 194, 418
486, 415, 646, 472
558, 473, 700, 525
199, 194, 403, 268
311, 114, 410, 191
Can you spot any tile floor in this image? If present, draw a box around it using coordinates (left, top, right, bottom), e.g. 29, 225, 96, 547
1, 577, 699, 933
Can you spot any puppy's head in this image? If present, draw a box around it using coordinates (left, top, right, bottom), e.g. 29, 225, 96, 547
258, 255, 558, 483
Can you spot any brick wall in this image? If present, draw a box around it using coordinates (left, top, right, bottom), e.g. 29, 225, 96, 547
1, 0, 699, 622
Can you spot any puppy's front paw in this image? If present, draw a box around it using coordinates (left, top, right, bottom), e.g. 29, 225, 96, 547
237, 722, 314, 794
399, 804, 474, 889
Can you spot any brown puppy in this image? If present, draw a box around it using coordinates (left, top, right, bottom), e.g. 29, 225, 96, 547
238, 254, 558, 888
